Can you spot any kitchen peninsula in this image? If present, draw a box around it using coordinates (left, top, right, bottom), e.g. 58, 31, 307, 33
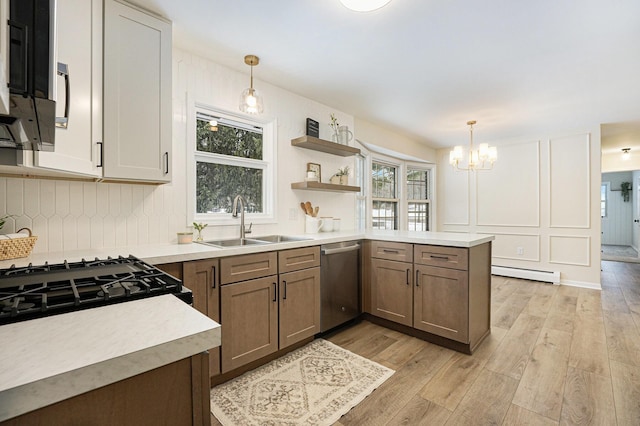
0, 231, 491, 424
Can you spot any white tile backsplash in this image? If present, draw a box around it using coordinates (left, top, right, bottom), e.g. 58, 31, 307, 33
0, 177, 187, 254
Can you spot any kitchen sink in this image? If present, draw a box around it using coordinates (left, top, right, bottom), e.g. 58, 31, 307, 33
197, 238, 270, 248
252, 235, 312, 243
197, 235, 311, 248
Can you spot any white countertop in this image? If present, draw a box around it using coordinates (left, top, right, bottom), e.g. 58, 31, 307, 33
0, 295, 221, 422
0, 230, 494, 269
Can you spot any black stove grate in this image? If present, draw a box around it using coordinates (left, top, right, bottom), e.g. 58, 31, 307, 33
0, 255, 191, 325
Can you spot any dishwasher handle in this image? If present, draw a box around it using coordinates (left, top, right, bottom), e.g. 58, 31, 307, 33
321, 243, 361, 255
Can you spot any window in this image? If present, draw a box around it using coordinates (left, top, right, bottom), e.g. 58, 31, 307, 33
601, 183, 608, 218
189, 107, 275, 224
372, 161, 399, 230
407, 168, 430, 231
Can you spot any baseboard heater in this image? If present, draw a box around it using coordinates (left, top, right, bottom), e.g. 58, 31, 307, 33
491, 266, 560, 284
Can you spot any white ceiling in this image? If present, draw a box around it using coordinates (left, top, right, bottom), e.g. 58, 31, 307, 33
131, 0, 640, 148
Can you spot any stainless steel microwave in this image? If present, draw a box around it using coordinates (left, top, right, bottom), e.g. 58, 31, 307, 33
0, 0, 58, 151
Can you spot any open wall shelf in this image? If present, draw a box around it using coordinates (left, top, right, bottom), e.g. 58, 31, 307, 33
291, 181, 361, 192
291, 135, 361, 157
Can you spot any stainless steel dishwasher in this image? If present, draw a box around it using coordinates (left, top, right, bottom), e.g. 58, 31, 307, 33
320, 241, 361, 332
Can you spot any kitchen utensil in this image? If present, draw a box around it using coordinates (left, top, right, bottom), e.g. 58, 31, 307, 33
314, 206, 319, 217
300, 202, 308, 215
304, 201, 313, 215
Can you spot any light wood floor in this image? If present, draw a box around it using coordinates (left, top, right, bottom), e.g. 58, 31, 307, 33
212, 261, 640, 425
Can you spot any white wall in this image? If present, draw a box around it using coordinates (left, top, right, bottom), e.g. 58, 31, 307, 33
437, 130, 602, 288
601, 171, 633, 245
0, 48, 361, 253
354, 117, 436, 163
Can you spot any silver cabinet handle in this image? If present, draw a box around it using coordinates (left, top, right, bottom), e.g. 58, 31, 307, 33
56, 63, 70, 129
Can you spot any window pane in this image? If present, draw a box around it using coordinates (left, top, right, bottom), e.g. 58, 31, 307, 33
372, 162, 396, 198
407, 169, 429, 200
408, 202, 429, 231
372, 201, 397, 230
196, 162, 263, 214
601, 184, 607, 217
196, 118, 262, 159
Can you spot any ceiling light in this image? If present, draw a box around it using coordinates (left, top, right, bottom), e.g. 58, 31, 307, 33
622, 148, 631, 160
339, 0, 392, 12
449, 121, 497, 171
239, 55, 263, 114
208, 120, 218, 131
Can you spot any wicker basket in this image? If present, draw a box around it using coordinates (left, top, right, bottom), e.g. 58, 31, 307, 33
0, 228, 38, 261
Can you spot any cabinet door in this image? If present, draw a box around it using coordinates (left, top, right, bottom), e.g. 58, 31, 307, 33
414, 265, 469, 343
0, 1, 9, 115
103, 0, 172, 182
370, 258, 413, 326
183, 259, 220, 377
221, 275, 278, 373
279, 268, 320, 349
34, 0, 101, 177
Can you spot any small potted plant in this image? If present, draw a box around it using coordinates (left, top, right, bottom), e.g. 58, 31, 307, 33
330, 166, 350, 185
192, 222, 208, 241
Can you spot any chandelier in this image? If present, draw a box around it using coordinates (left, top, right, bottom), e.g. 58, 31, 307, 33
449, 120, 497, 171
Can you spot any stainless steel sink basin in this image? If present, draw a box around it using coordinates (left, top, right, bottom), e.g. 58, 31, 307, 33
197, 235, 311, 248
252, 235, 312, 243
197, 238, 270, 248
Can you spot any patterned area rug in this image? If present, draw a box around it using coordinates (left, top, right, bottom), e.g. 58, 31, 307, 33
210, 339, 394, 425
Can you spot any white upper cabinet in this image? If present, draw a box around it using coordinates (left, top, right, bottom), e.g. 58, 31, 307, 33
102, 0, 172, 182
33, 0, 102, 177
0, 1, 10, 115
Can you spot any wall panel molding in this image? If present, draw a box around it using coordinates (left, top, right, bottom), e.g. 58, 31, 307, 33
476, 141, 540, 227
479, 231, 540, 261
549, 134, 591, 228
549, 235, 591, 266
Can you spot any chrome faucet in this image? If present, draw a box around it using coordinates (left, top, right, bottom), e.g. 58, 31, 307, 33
232, 195, 252, 239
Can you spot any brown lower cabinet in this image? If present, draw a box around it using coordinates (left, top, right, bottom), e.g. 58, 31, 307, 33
367, 241, 491, 352
370, 258, 413, 327
221, 275, 279, 373
220, 248, 321, 374
182, 258, 221, 377
2, 354, 209, 426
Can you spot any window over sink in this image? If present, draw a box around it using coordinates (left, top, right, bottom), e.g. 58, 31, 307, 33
187, 105, 276, 225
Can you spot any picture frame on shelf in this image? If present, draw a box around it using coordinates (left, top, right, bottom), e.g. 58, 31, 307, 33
307, 162, 321, 181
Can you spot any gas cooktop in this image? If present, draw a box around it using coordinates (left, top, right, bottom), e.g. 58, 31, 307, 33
0, 255, 191, 325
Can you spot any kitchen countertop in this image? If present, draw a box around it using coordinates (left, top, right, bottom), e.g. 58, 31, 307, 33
0, 295, 221, 422
0, 230, 492, 421
0, 230, 494, 269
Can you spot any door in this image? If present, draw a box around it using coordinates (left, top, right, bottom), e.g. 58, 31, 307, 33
414, 265, 469, 343
279, 268, 320, 348
370, 258, 413, 326
103, 0, 172, 182
183, 259, 220, 377
220, 275, 278, 373
34, 0, 101, 177
635, 173, 640, 256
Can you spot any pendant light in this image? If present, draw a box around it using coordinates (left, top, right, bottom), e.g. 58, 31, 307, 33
239, 55, 263, 114
622, 148, 631, 160
339, 0, 392, 12
449, 121, 497, 171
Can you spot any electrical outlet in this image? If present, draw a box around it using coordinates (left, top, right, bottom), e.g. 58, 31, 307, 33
517, 247, 524, 255
289, 208, 298, 221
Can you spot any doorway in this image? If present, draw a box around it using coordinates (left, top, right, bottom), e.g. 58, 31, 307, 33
601, 172, 640, 262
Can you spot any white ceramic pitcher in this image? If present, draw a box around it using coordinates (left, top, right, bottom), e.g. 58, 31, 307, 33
305, 215, 325, 233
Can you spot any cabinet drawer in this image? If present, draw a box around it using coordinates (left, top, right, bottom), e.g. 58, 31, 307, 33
220, 252, 278, 284
414, 245, 468, 270
370, 241, 413, 262
278, 246, 320, 274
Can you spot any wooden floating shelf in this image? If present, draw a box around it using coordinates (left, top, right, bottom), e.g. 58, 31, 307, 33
291, 181, 361, 192
291, 135, 361, 157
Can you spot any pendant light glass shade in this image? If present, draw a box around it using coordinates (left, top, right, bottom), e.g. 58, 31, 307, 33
339, 0, 392, 12
239, 55, 264, 114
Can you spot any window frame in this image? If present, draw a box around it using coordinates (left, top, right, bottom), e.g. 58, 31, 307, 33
404, 164, 434, 231
186, 102, 277, 226
370, 158, 401, 230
